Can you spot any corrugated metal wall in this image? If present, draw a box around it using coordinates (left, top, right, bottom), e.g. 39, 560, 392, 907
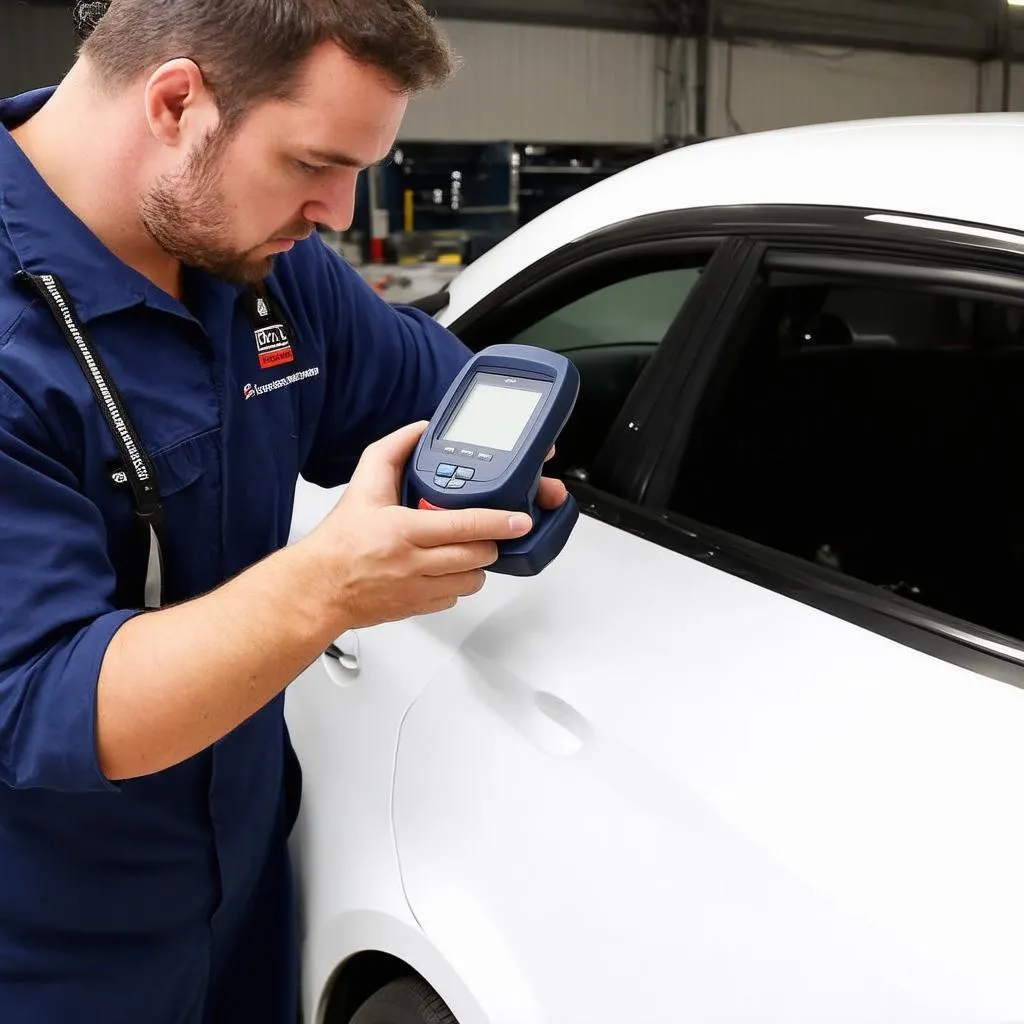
707, 41, 981, 137
401, 19, 662, 143
0, 3, 80, 95
407, 23, 1006, 144
977, 61, 1024, 113
0, 7, 1019, 145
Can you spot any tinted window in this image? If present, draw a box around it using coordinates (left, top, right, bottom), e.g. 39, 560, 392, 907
513, 268, 703, 352
467, 257, 709, 482
669, 273, 1024, 638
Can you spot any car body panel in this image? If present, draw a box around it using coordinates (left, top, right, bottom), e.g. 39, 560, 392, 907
390, 514, 1024, 1023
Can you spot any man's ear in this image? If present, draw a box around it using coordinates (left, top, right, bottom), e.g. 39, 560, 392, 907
143, 58, 219, 147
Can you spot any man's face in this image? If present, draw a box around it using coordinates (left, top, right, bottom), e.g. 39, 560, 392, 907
140, 42, 407, 284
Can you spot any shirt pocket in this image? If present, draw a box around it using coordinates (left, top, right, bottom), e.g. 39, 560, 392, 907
148, 430, 223, 604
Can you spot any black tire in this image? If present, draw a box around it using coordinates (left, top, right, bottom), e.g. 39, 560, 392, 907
349, 977, 458, 1024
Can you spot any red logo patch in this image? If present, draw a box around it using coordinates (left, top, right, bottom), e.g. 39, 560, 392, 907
258, 347, 295, 370
254, 324, 294, 371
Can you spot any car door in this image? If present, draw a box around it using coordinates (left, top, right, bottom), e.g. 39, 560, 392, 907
283, 223, 746, 1020
389, 211, 1024, 1023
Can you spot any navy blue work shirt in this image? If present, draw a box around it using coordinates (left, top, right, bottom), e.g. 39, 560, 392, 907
0, 88, 470, 1023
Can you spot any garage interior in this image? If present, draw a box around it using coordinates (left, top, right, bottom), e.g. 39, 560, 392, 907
3, 0, 1023, 299
3, 5, 1024, 1022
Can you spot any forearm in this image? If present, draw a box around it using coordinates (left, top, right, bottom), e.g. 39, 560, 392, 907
96, 541, 339, 781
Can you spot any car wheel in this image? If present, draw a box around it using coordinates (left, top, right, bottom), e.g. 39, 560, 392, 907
349, 976, 457, 1024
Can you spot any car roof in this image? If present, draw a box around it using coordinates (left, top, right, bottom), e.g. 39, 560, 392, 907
440, 112, 1024, 325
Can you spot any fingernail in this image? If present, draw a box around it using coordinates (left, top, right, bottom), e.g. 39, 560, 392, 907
509, 514, 532, 534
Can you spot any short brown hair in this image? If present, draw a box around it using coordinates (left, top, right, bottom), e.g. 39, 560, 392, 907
79, 0, 457, 127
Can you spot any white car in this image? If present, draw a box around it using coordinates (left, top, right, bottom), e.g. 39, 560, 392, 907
285, 113, 1024, 1024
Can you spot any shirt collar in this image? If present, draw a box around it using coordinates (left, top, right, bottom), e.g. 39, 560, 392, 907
0, 87, 240, 324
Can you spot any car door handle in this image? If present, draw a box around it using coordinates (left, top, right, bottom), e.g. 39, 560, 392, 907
323, 631, 360, 678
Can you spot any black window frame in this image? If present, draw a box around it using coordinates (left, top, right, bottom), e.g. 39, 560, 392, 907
443, 202, 1024, 685
581, 204, 1024, 687
447, 226, 733, 492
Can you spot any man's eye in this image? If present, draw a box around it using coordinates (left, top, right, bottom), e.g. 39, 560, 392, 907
295, 160, 324, 175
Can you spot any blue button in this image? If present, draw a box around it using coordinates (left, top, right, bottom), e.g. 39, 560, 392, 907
455, 467, 475, 480
432, 476, 450, 489
435, 464, 456, 478
446, 478, 466, 490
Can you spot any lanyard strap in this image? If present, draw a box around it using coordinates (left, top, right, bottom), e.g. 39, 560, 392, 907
16, 271, 300, 612
16, 270, 166, 610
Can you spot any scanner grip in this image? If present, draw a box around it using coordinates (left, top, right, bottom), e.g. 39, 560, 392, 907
491, 494, 579, 577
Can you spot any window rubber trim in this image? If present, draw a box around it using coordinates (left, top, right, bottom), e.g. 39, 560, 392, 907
585, 236, 761, 499
404, 289, 450, 316
764, 251, 1024, 303
640, 241, 767, 506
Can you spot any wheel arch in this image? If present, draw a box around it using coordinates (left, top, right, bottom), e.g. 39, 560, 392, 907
321, 951, 415, 1023
305, 912, 494, 1024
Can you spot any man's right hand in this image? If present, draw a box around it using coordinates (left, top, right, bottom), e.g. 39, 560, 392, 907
301, 421, 534, 630
96, 421, 534, 782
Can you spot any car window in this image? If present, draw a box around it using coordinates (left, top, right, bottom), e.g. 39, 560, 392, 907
668, 272, 1024, 639
458, 254, 711, 485
512, 268, 703, 352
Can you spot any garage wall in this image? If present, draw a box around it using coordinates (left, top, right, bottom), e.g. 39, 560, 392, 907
1, 6, 1019, 145
401, 19, 663, 144
976, 60, 1024, 112
0, 3, 80, 95
706, 40, 982, 138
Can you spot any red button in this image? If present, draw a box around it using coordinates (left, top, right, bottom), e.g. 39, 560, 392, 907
418, 498, 447, 511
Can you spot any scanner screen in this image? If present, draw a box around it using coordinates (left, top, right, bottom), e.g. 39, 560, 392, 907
443, 377, 544, 452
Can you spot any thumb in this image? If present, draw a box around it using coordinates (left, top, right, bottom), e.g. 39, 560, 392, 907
347, 420, 429, 507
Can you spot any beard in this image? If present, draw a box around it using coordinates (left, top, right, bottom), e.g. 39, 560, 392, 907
139, 128, 312, 286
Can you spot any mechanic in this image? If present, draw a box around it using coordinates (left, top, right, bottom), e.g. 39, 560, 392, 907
0, 1, 567, 1022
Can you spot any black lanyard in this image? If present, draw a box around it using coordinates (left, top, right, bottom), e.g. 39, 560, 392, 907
16, 269, 297, 611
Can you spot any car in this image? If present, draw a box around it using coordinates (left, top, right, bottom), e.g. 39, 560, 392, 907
284, 112, 1024, 1024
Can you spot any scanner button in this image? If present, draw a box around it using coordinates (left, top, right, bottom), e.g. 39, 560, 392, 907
454, 467, 475, 480
446, 478, 466, 490
477, 452, 493, 462
442, 446, 456, 455
418, 498, 447, 511
432, 476, 450, 489
458, 449, 475, 459
435, 464, 456, 478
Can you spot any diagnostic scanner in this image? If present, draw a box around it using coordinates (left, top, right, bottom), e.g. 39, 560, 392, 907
403, 344, 580, 576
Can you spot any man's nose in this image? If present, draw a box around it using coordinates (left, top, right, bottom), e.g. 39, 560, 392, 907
304, 173, 358, 233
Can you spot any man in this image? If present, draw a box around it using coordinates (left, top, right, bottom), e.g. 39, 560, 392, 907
0, 1, 566, 1021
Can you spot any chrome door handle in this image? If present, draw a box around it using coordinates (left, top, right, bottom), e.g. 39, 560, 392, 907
324, 631, 360, 675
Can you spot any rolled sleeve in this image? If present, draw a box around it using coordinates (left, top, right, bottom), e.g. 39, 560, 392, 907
0, 381, 141, 792
299, 236, 471, 487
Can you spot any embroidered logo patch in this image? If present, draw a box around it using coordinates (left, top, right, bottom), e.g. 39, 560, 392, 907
254, 324, 295, 370
107, 461, 131, 490
250, 289, 295, 370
